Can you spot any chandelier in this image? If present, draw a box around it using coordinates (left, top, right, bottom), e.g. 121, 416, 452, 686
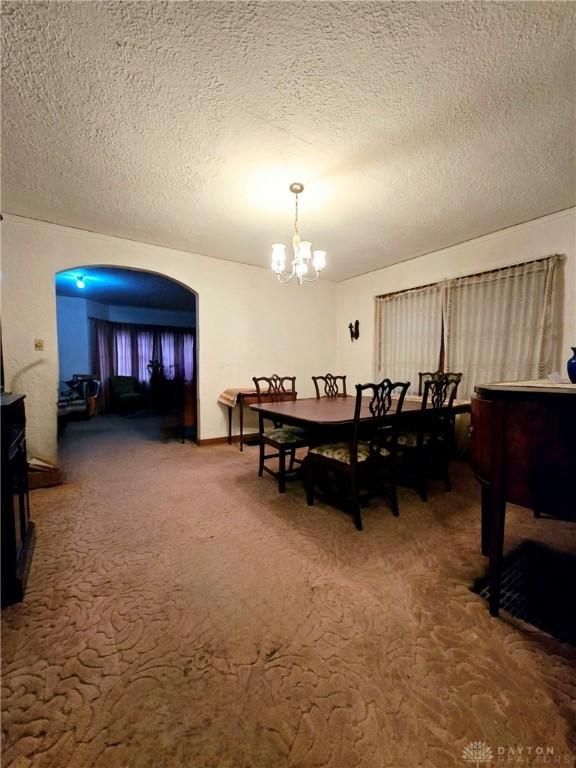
271, 183, 327, 284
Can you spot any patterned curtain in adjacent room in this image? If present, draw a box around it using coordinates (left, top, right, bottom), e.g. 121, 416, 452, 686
91, 320, 195, 411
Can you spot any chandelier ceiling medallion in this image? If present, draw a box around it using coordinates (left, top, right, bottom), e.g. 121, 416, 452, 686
271, 183, 327, 284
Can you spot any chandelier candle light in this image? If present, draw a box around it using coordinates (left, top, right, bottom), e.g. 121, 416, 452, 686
271, 183, 327, 284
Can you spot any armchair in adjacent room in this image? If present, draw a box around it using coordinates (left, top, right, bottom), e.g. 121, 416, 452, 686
109, 375, 146, 412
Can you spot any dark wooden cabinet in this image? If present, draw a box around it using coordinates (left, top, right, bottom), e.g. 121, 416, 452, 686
470, 383, 576, 616
1, 393, 35, 607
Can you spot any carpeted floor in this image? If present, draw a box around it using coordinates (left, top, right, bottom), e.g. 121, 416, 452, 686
2, 415, 575, 768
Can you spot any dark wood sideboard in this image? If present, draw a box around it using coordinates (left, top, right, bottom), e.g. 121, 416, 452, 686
1, 393, 35, 607
470, 383, 576, 616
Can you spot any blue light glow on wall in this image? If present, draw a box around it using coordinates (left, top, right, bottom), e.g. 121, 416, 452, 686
55, 268, 196, 312
56, 269, 130, 292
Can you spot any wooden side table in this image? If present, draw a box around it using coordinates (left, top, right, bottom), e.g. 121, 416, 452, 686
218, 389, 259, 451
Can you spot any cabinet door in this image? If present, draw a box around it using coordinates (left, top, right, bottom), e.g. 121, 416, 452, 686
505, 398, 576, 515
15, 445, 30, 554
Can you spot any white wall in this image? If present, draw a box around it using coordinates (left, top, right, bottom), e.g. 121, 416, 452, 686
86, 299, 109, 321
56, 296, 91, 380
2, 215, 337, 462
336, 208, 576, 385
5, 208, 574, 463
105, 305, 195, 327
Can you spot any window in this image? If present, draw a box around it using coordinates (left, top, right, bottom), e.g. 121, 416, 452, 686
91, 319, 196, 410
375, 284, 443, 393
374, 255, 560, 397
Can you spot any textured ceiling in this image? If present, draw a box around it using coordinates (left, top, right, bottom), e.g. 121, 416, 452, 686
56, 267, 196, 311
2, 1, 575, 281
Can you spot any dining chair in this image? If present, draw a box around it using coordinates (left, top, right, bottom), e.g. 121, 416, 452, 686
252, 375, 309, 493
312, 374, 347, 398
417, 370, 462, 396
418, 371, 437, 397
398, 372, 462, 501
306, 379, 410, 531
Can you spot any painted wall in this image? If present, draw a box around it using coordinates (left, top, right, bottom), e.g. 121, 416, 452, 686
105, 305, 195, 327
56, 296, 196, 382
5, 208, 573, 463
86, 300, 108, 321
2, 215, 337, 461
336, 208, 576, 385
56, 296, 91, 380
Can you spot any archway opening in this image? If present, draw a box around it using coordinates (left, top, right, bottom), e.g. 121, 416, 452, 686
54, 266, 198, 444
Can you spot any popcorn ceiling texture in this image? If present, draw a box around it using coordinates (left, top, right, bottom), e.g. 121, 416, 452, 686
2, 1, 575, 281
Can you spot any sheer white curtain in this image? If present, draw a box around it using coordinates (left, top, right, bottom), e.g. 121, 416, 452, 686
160, 331, 176, 380
182, 331, 195, 381
136, 330, 154, 383
444, 256, 560, 398
114, 328, 133, 377
374, 284, 443, 392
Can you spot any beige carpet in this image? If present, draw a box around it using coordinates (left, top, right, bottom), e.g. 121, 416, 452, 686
2, 415, 575, 768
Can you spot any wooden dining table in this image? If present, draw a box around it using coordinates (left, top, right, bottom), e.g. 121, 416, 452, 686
250, 394, 471, 435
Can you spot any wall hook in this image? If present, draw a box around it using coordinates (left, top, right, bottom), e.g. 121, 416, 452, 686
348, 320, 360, 342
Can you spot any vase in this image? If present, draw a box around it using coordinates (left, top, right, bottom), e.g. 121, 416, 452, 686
567, 347, 576, 384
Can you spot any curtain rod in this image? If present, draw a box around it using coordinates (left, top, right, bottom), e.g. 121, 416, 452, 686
375, 253, 564, 301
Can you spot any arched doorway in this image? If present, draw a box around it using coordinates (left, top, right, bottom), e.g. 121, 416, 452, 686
54, 266, 198, 442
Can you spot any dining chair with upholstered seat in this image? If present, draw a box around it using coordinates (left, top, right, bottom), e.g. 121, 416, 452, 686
398, 372, 462, 500
306, 379, 410, 531
253, 375, 309, 493
312, 374, 347, 399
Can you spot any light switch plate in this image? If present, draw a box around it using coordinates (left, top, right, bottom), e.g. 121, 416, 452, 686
34, 339, 44, 351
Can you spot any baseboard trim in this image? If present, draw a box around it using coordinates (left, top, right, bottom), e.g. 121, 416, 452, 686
197, 433, 259, 447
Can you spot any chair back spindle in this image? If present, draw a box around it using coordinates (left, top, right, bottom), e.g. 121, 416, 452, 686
422, 373, 461, 412
418, 370, 462, 397
253, 375, 297, 430
312, 374, 347, 399
253, 375, 297, 402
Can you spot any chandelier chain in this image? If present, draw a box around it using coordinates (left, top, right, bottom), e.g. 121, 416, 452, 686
294, 192, 299, 235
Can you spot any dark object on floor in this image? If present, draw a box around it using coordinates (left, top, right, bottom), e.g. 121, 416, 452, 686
159, 378, 196, 442
28, 464, 63, 489
471, 540, 576, 647
1, 393, 35, 607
